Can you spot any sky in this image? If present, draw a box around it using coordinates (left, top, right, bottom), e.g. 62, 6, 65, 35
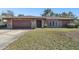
0, 8, 79, 17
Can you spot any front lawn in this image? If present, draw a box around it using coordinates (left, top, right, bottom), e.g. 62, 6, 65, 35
5, 28, 79, 50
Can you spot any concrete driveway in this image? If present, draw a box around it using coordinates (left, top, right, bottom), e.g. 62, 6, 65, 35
0, 29, 29, 49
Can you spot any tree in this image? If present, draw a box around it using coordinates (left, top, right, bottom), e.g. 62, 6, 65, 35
68, 11, 74, 18
7, 10, 14, 16
18, 14, 24, 16
55, 13, 62, 17
41, 8, 54, 16
61, 12, 68, 17
41, 8, 78, 19
1, 10, 14, 16
55, 14, 59, 17
74, 20, 79, 26
60, 11, 77, 18
1, 13, 7, 16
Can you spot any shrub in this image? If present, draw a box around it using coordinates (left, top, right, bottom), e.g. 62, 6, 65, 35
43, 24, 47, 28
74, 20, 79, 27
67, 23, 78, 28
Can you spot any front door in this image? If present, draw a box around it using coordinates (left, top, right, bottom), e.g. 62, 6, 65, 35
36, 20, 42, 28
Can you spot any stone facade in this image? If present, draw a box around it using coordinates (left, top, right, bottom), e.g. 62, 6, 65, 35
31, 19, 36, 28
7, 19, 12, 29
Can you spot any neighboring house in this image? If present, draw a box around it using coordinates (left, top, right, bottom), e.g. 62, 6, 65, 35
2, 16, 74, 29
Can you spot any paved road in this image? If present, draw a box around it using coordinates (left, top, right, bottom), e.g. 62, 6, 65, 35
0, 29, 29, 49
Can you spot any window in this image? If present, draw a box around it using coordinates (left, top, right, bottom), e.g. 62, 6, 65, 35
52, 21, 54, 26
55, 21, 57, 27
50, 22, 51, 26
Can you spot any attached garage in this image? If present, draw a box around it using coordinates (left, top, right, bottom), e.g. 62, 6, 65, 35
12, 20, 31, 29
3, 17, 33, 29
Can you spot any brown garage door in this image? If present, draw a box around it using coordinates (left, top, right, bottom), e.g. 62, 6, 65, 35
12, 20, 31, 29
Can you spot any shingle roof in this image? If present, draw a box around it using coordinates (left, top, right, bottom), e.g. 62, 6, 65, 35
2, 16, 74, 20
2, 16, 43, 19
43, 16, 74, 19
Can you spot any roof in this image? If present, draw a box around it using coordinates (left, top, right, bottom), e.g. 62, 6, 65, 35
2, 16, 43, 19
2, 16, 74, 20
43, 16, 74, 19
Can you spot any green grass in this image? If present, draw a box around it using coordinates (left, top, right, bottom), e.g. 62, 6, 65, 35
5, 28, 79, 50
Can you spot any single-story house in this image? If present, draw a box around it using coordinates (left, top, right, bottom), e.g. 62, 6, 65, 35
2, 16, 74, 29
